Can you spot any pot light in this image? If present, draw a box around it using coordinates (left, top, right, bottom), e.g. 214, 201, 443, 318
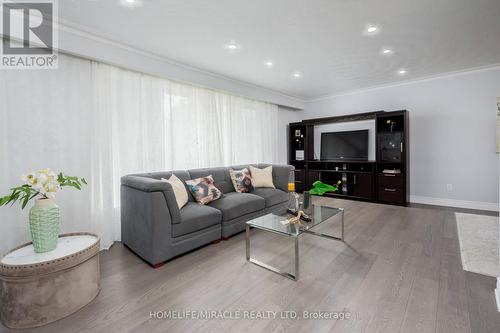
120, 0, 142, 8
291, 71, 302, 79
224, 41, 241, 53
264, 60, 274, 68
364, 24, 381, 36
380, 47, 394, 56
397, 68, 408, 76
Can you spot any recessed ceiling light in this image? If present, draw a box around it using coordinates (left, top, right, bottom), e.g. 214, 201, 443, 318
264, 60, 274, 68
380, 47, 394, 56
363, 24, 381, 36
397, 68, 408, 76
291, 71, 302, 79
119, 0, 142, 8
224, 41, 241, 53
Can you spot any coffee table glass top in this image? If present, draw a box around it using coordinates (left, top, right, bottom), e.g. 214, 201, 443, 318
246, 205, 343, 237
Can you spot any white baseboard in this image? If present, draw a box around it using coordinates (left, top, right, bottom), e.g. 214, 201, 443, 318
496, 278, 500, 312
410, 195, 499, 212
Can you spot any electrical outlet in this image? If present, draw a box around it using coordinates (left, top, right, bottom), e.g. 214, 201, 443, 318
446, 184, 453, 192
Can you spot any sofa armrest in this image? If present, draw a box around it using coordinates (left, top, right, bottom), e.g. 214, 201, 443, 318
121, 185, 174, 265
121, 175, 168, 192
121, 175, 182, 224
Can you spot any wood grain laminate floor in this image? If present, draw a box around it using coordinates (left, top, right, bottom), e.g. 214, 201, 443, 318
1, 198, 499, 333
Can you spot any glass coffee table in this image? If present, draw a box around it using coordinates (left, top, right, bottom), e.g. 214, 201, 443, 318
245, 204, 344, 281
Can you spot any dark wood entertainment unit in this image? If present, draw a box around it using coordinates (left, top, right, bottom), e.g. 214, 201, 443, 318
289, 110, 409, 206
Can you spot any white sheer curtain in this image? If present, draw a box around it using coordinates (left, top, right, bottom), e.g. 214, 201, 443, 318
0, 54, 281, 254
168, 82, 279, 168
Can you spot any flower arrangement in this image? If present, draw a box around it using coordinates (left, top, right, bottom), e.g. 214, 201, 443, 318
0, 169, 87, 209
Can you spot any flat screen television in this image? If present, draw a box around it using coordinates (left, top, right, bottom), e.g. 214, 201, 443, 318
320, 130, 369, 160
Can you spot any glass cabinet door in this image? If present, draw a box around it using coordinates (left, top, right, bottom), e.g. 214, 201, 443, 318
379, 132, 402, 162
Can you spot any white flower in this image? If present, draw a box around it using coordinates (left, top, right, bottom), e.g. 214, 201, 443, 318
21, 169, 62, 199
21, 172, 36, 185
41, 179, 61, 199
39, 169, 57, 182
45, 181, 59, 192
37, 173, 48, 184
47, 171, 57, 182
37, 184, 46, 195
32, 180, 43, 191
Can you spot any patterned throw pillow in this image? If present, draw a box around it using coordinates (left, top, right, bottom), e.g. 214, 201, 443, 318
229, 168, 254, 193
185, 175, 223, 205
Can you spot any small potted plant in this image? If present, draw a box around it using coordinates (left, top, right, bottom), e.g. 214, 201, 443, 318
0, 169, 87, 253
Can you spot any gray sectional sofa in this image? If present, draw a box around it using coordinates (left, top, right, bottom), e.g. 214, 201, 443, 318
121, 164, 294, 267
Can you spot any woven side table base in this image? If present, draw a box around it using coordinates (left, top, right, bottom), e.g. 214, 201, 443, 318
0, 233, 100, 329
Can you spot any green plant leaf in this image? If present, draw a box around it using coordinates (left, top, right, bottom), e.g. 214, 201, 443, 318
21, 194, 29, 209
0, 196, 9, 206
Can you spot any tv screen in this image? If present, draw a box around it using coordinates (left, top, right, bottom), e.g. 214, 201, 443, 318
321, 130, 369, 160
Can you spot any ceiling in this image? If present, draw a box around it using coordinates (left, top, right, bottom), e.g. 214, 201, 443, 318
60, 0, 500, 100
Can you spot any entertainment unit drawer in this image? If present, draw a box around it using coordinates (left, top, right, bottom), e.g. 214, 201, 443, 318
378, 174, 404, 187
378, 187, 405, 204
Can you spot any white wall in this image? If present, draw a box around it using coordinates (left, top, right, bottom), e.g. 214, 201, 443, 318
299, 67, 500, 211
497, 156, 500, 311
313, 120, 376, 161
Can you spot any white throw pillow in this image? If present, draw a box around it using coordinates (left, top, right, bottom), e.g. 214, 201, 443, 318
249, 166, 275, 188
161, 174, 188, 209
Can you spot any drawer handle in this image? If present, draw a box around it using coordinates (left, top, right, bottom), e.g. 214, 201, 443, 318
383, 174, 396, 177
384, 188, 397, 192
295, 181, 303, 183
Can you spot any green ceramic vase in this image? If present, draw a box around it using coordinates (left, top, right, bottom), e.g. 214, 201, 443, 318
29, 198, 60, 253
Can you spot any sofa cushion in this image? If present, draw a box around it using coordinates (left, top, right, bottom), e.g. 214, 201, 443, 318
256, 164, 293, 192
172, 203, 222, 237
229, 168, 253, 193
249, 166, 275, 188
251, 188, 289, 207
208, 192, 265, 221
161, 174, 188, 209
186, 175, 223, 205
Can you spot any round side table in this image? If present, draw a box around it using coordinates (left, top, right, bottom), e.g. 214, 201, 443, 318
0, 232, 100, 329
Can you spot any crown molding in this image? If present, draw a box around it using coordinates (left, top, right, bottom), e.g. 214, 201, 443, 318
5, 14, 500, 106
56, 18, 305, 107
306, 64, 500, 102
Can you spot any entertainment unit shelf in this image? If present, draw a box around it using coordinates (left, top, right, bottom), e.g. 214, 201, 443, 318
289, 110, 409, 206
310, 169, 373, 174
306, 160, 376, 201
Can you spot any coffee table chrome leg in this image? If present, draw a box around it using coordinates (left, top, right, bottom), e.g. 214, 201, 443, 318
341, 208, 345, 241
245, 225, 250, 260
294, 236, 299, 280
302, 208, 345, 241
245, 228, 298, 281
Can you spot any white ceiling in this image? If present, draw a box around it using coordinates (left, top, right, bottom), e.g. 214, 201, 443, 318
60, 0, 500, 99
